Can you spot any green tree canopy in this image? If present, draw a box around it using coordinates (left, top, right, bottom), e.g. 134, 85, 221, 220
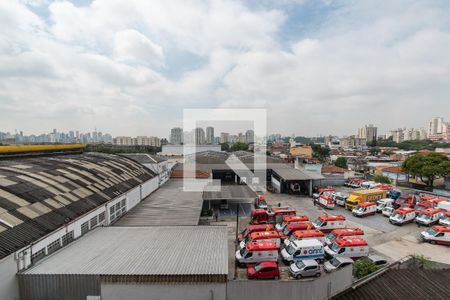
403, 153, 450, 187
373, 174, 391, 184
334, 157, 348, 169
230, 142, 249, 152
220, 143, 230, 152
310, 143, 330, 162
353, 258, 379, 279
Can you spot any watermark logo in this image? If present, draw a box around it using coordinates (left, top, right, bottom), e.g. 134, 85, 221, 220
182, 108, 267, 192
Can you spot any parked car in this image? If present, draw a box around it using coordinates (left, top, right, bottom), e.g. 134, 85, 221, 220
324, 256, 354, 272
382, 206, 395, 217
289, 259, 321, 279
367, 255, 388, 266
332, 192, 348, 207
247, 261, 280, 280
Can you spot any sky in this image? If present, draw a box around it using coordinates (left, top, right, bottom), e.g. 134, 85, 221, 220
0, 0, 449, 139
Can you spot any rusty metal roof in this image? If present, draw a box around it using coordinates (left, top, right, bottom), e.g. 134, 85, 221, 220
0, 153, 155, 259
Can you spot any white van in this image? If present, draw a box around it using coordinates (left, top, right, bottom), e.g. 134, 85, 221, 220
324, 237, 369, 259
281, 239, 324, 264
376, 198, 394, 212
420, 226, 450, 245
333, 193, 348, 207
389, 208, 416, 225
235, 241, 278, 266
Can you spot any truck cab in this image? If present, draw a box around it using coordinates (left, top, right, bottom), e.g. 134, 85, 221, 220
312, 215, 346, 233
275, 215, 309, 232
324, 228, 364, 246
318, 195, 335, 209
254, 195, 268, 209
281, 239, 325, 264
284, 229, 325, 247
324, 237, 369, 259
415, 208, 443, 226
389, 207, 416, 225
240, 230, 281, 249
439, 211, 450, 226
352, 202, 377, 217
420, 226, 450, 245
250, 207, 296, 224
387, 189, 401, 200
238, 224, 275, 241
235, 241, 278, 266
376, 198, 394, 212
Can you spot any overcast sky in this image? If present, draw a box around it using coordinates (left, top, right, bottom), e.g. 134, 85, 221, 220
1, 0, 449, 138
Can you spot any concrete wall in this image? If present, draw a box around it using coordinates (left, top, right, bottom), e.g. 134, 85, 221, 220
227, 266, 352, 300
126, 186, 141, 210
101, 283, 226, 300
0, 255, 19, 300
141, 177, 159, 198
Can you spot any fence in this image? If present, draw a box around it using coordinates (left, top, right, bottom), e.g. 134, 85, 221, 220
227, 265, 352, 300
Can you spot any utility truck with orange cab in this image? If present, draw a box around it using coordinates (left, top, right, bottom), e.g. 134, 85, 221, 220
352, 202, 377, 217
240, 230, 281, 248
284, 229, 326, 247
415, 208, 443, 226
312, 215, 346, 232
280, 222, 315, 240
250, 207, 296, 224
238, 224, 275, 242
275, 215, 309, 232
345, 189, 386, 211
235, 241, 278, 266
420, 226, 450, 245
324, 228, 364, 246
324, 237, 369, 259
389, 207, 416, 225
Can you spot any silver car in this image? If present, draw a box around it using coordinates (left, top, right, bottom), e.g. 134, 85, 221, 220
324, 257, 353, 272
289, 259, 321, 279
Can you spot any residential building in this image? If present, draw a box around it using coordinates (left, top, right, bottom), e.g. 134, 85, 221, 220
428, 117, 444, 136
340, 135, 367, 149
170, 127, 183, 144
206, 126, 214, 144
245, 130, 255, 144
113, 136, 133, 146
194, 127, 206, 145
220, 132, 229, 144
358, 124, 377, 144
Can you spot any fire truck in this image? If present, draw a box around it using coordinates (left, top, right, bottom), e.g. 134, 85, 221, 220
250, 207, 296, 224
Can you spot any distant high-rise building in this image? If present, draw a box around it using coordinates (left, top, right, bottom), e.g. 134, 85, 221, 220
206, 127, 214, 144
195, 128, 205, 145
245, 130, 255, 144
358, 124, 377, 145
428, 117, 444, 135
170, 127, 183, 144
220, 132, 229, 144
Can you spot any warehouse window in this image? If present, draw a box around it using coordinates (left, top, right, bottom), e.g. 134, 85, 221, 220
109, 198, 126, 223
99, 212, 106, 223
90, 216, 98, 228
31, 248, 45, 264
61, 231, 74, 246
47, 239, 61, 255
81, 221, 89, 235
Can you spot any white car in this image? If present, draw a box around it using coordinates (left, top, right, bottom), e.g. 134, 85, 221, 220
324, 257, 354, 272
382, 206, 394, 217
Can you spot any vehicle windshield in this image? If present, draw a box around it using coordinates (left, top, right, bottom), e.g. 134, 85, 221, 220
239, 248, 248, 257
326, 232, 336, 241
442, 216, 450, 222
283, 226, 291, 236
254, 263, 262, 271
418, 213, 431, 220
330, 242, 340, 252
355, 206, 365, 212
313, 218, 323, 226
289, 235, 296, 242
330, 258, 340, 267
279, 222, 286, 228
427, 228, 438, 236
244, 236, 251, 243
376, 200, 384, 206
295, 261, 305, 269
391, 213, 402, 219
286, 244, 296, 255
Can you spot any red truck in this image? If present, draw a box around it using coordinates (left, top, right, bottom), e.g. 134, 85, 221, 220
393, 195, 417, 209
250, 207, 296, 224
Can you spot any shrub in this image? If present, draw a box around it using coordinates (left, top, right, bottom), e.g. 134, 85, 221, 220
353, 258, 379, 279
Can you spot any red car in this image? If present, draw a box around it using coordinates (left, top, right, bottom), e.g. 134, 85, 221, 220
247, 261, 280, 280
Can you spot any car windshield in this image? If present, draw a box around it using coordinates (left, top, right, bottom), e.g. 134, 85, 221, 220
254, 263, 262, 271
239, 248, 248, 257
330, 243, 340, 252
326, 232, 336, 241
418, 213, 431, 220
355, 206, 365, 212
279, 222, 286, 228
286, 244, 296, 255
384, 207, 393, 213
336, 196, 344, 201
313, 218, 323, 226
244, 236, 251, 243
330, 258, 340, 267
295, 261, 305, 269
283, 226, 291, 236
427, 228, 438, 236
289, 235, 296, 242
391, 213, 401, 219
443, 216, 450, 222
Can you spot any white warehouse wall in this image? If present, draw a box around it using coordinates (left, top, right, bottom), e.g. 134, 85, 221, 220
141, 177, 159, 199
0, 255, 19, 300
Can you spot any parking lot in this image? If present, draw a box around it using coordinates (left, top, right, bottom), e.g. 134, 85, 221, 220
210, 189, 450, 281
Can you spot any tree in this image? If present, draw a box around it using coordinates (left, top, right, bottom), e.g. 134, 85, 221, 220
373, 174, 391, 184
413, 254, 433, 269
230, 142, 249, 152
310, 143, 330, 162
403, 153, 450, 187
220, 143, 230, 152
353, 258, 379, 279
334, 157, 348, 169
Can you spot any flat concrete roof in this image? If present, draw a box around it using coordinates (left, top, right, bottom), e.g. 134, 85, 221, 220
272, 166, 325, 181
22, 226, 228, 276
203, 185, 257, 201
114, 179, 203, 226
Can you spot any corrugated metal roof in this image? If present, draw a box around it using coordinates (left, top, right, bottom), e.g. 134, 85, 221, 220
22, 226, 228, 276
114, 179, 203, 226
203, 185, 257, 200
334, 268, 450, 300
122, 153, 167, 164
272, 166, 325, 180
0, 153, 155, 259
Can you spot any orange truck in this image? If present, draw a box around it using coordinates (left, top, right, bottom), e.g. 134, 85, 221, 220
345, 189, 387, 211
